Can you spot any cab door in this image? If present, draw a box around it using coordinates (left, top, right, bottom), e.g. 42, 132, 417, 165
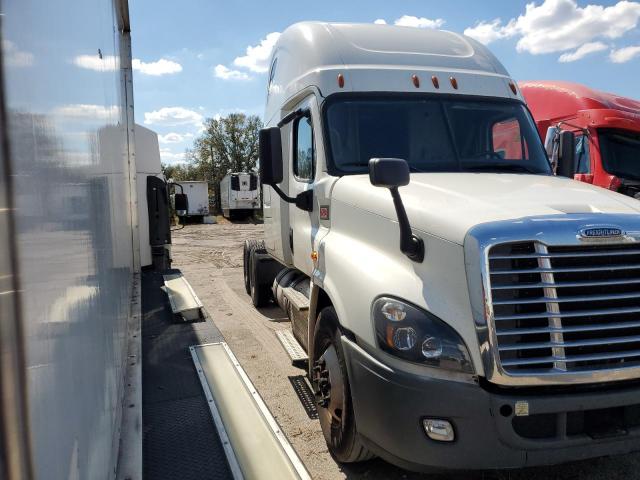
288, 96, 318, 276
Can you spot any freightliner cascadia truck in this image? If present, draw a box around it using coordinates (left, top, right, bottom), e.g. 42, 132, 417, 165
244, 22, 640, 471
521, 81, 640, 198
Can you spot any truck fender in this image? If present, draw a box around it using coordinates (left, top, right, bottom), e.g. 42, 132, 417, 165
307, 282, 348, 377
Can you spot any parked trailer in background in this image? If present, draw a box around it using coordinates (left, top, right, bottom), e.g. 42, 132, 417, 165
245, 22, 640, 472
220, 172, 260, 219
521, 81, 640, 197
175, 180, 210, 221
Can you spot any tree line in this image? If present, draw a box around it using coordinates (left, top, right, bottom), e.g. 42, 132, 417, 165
161, 112, 262, 214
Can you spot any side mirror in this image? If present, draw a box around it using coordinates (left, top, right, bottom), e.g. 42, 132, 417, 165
259, 127, 283, 185
369, 158, 410, 188
258, 126, 312, 212
544, 126, 559, 158
557, 130, 576, 178
368, 158, 423, 263
174, 193, 188, 216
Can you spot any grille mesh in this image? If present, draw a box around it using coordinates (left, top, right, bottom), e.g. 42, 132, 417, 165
488, 241, 640, 375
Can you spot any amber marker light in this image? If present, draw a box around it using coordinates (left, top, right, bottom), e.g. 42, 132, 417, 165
450, 77, 458, 89
431, 75, 439, 89
411, 74, 420, 88
509, 81, 517, 95
310, 251, 319, 261
337, 73, 345, 88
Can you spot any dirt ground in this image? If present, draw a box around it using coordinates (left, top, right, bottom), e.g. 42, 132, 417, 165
172, 221, 640, 480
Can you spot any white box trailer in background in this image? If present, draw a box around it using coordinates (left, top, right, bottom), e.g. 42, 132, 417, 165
220, 172, 260, 219
175, 180, 210, 221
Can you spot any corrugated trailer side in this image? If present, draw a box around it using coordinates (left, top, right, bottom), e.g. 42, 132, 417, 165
0, 1, 141, 479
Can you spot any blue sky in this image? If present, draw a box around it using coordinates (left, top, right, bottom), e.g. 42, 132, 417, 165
126, 0, 640, 164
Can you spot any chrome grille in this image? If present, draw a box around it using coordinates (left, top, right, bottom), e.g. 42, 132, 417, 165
488, 241, 640, 375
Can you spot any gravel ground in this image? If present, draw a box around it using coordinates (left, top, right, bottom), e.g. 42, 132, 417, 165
172, 221, 640, 480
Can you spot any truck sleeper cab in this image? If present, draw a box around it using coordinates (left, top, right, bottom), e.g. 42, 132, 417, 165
521, 81, 640, 198
246, 22, 640, 472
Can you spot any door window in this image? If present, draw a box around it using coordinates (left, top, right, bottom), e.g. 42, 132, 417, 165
294, 115, 314, 181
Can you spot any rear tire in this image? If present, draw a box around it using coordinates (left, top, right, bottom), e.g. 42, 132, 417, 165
313, 307, 374, 463
243, 239, 257, 294
249, 240, 271, 307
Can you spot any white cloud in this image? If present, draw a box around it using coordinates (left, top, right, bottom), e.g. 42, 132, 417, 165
610, 45, 640, 63
465, 0, 640, 59
73, 54, 119, 71
214, 64, 250, 80
464, 19, 515, 44
558, 41, 608, 62
158, 132, 194, 144
132, 58, 182, 76
374, 15, 445, 28
394, 15, 445, 29
233, 32, 280, 73
2, 40, 34, 67
143, 107, 203, 127
53, 104, 120, 120
159, 148, 186, 164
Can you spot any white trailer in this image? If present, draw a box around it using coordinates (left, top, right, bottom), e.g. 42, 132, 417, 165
245, 22, 640, 472
176, 180, 210, 221
220, 172, 260, 219
0, 1, 174, 478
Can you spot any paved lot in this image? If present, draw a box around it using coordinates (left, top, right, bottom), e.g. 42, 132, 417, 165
172, 221, 640, 480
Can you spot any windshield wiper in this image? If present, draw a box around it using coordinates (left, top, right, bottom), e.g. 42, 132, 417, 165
464, 163, 541, 174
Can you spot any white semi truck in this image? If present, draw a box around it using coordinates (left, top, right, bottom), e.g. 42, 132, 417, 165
220, 172, 261, 219
245, 22, 640, 471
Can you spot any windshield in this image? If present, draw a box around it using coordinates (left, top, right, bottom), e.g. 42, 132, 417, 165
599, 129, 640, 181
325, 95, 551, 175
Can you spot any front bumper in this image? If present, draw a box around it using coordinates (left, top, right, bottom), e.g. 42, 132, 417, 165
342, 336, 640, 472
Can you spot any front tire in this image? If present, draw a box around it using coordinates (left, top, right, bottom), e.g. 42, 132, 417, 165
312, 307, 374, 463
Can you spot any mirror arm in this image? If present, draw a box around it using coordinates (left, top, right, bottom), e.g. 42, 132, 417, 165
271, 184, 296, 203
270, 184, 313, 212
390, 187, 424, 262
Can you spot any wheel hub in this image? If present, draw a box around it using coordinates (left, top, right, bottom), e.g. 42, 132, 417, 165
313, 344, 344, 422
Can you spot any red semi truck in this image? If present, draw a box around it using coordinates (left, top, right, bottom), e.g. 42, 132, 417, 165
520, 81, 640, 197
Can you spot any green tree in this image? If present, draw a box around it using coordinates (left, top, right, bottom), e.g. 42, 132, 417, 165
160, 113, 262, 214
192, 113, 262, 213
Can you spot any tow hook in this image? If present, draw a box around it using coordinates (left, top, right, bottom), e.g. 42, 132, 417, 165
312, 359, 331, 408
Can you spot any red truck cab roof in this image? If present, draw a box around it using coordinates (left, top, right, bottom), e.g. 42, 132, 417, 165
519, 81, 640, 135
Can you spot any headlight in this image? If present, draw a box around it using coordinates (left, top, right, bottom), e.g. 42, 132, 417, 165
372, 297, 474, 374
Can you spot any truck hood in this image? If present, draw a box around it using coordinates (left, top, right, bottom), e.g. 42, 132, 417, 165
331, 173, 640, 245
